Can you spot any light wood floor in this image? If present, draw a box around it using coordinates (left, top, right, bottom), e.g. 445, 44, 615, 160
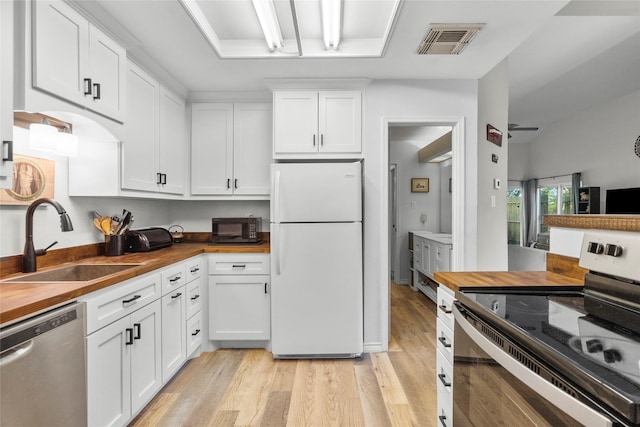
130, 283, 437, 426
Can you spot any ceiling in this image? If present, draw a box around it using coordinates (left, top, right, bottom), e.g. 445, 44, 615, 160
73, 0, 640, 145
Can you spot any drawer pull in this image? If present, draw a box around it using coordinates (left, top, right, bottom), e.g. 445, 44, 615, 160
191, 329, 201, 336
122, 294, 141, 305
191, 294, 200, 301
190, 267, 200, 273
438, 373, 451, 388
170, 275, 181, 283
133, 323, 141, 340
438, 304, 452, 314
438, 335, 452, 348
439, 415, 448, 427
171, 292, 183, 299
232, 264, 246, 269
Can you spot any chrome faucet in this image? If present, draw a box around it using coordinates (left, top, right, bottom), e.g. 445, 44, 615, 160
23, 198, 73, 273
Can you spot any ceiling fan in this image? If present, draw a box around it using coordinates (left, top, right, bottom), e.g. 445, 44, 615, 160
508, 123, 539, 138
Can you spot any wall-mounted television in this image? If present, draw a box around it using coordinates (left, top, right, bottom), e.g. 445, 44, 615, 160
605, 187, 640, 214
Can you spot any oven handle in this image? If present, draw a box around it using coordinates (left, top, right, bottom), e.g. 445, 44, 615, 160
453, 305, 613, 427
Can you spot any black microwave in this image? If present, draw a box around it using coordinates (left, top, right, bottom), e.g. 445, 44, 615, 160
212, 217, 262, 244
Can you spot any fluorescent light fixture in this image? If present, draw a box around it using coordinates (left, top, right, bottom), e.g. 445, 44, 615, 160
56, 126, 78, 157
252, 0, 283, 52
321, 0, 342, 50
29, 122, 57, 152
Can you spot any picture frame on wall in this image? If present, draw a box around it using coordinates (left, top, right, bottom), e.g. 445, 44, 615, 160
486, 124, 503, 146
411, 178, 429, 193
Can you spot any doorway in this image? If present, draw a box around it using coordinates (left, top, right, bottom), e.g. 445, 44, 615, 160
382, 117, 466, 350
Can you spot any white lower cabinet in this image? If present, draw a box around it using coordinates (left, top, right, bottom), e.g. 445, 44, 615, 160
86, 299, 161, 427
208, 253, 270, 343
435, 285, 455, 427
83, 256, 202, 427
161, 286, 186, 382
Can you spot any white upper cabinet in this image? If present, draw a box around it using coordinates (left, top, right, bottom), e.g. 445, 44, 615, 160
191, 102, 272, 198
273, 90, 361, 158
32, 0, 126, 122
122, 62, 185, 195
0, 0, 14, 189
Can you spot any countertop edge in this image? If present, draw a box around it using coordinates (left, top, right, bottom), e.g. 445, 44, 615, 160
434, 271, 584, 293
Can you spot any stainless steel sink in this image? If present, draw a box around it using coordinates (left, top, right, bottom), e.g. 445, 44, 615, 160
1, 264, 141, 283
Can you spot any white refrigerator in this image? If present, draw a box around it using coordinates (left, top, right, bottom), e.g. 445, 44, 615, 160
270, 162, 363, 358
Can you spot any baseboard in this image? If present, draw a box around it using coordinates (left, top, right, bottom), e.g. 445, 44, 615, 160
363, 342, 385, 353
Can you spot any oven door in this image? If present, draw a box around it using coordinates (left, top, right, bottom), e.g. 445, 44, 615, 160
453, 303, 619, 427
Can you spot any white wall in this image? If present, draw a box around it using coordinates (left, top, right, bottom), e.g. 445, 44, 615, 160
362, 79, 479, 349
440, 160, 453, 233
509, 89, 640, 211
476, 60, 509, 270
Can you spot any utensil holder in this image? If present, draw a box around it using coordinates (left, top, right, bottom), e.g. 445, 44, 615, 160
105, 234, 125, 257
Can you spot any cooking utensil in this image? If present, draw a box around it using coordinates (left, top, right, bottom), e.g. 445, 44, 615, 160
118, 211, 132, 235
93, 218, 103, 233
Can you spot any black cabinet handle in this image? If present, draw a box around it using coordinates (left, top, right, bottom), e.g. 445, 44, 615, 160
133, 323, 141, 340
227, 178, 231, 189
125, 328, 134, 345
171, 292, 182, 299
312, 134, 316, 146
439, 415, 448, 427
438, 373, 451, 387
234, 178, 238, 189
84, 78, 92, 95
190, 267, 200, 273
320, 134, 324, 146
438, 335, 452, 348
93, 83, 101, 100
191, 294, 200, 301
161, 173, 167, 185
2, 140, 13, 162
191, 329, 201, 336
170, 275, 181, 283
157, 173, 163, 184
122, 295, 141, 305
264, 282, 268, 294
232, 264, 246, 269
438, 304, 452, 314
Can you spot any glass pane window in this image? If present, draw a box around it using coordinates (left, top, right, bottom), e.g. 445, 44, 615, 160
507, 186, 521, 245
537, 180, 572, 250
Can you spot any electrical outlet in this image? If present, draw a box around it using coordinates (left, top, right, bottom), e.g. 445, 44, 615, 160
493, 178, 501, 190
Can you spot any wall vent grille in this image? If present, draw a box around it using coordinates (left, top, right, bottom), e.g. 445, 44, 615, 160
417, 24, 482, 55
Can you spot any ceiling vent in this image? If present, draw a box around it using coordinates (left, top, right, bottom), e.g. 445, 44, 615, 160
417, 24, 482, 55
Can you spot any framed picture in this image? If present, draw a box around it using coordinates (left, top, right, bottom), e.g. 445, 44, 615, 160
411, 178, 429, 193
486, 124, 503, 146
0, 155, 55, 205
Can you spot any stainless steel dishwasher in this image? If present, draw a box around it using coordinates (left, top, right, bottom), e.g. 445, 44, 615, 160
1, 301, 87, 426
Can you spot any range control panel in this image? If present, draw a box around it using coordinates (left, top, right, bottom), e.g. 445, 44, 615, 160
579, 230, 640, 282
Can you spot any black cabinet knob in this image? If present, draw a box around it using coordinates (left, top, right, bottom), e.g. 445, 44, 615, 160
605, 244, 623, 257
586, 339, 603, 353
603, 349, 622, 363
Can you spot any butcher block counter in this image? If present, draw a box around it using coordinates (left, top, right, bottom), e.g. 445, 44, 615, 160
0, 241, 270, 325
434, 270, 584, 292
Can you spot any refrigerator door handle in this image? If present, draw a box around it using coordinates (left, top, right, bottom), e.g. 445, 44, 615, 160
274, 223, 281, 275
273, 170, 281, 222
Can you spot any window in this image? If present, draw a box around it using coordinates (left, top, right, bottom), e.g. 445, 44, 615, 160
507, 184, 522, 245
536, 177, 573, 249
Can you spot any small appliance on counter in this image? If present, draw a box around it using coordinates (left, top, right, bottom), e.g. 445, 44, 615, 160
211, 217, 262, 244
169, 225, 184, 243
125, 227, 173, 252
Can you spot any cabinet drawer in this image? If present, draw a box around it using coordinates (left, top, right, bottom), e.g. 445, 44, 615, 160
185, 257, 203, 283
436, 377, 453, 427
186, 311, 203, 357
436, 318, 454, 363
185, 277, 203, 319
437, 286, 455, 330
436, 347, 454, 405
161, 263, 187, 295
208, 254, 270, 275
83, 272, 161, 334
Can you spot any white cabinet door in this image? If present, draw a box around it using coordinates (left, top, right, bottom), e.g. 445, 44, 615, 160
421, 239, 432, 278
87, 24, 126, 122
32, 0, 88, 107
130, 300, 162, 415
273, 91, 318, 154
190, 103, 233, 195
232, 103, 272, 195
0, 0, 13, 189
158, 86, 186, 194
209, 275, 271, 340
87, 316, 131, 427
318, 91, 361, 153
161, 287, 186, 382
121, 62, 159, 192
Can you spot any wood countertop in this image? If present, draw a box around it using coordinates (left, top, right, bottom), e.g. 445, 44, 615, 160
0, 241, 269, 326
434, 270, 584, 293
